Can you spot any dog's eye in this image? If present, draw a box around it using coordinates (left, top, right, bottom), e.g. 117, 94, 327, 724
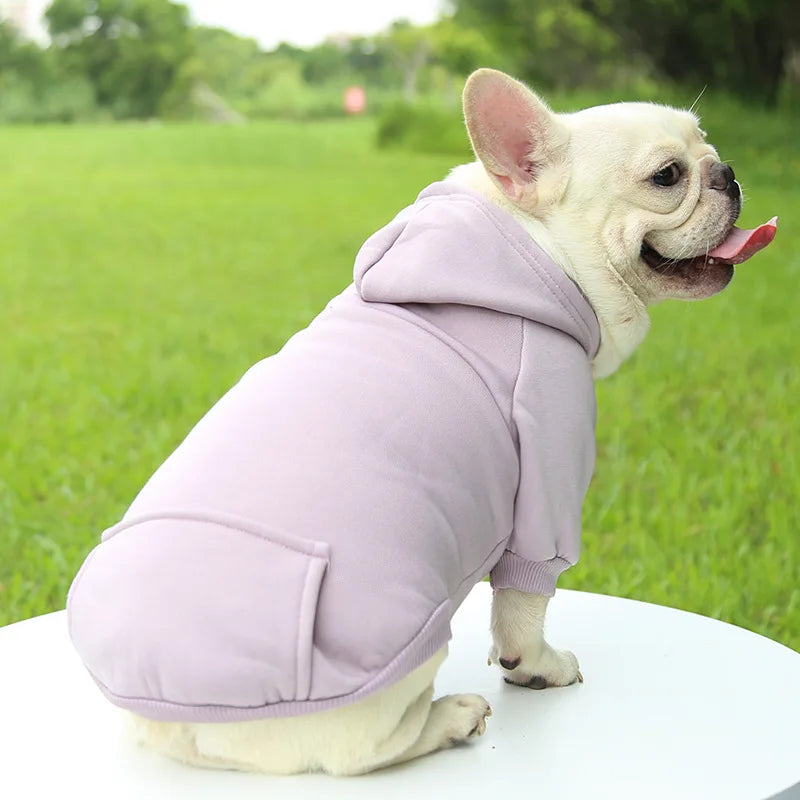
652, 163, 681, 187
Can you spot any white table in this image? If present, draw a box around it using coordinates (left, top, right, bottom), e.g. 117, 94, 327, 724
1, 583, 798, 800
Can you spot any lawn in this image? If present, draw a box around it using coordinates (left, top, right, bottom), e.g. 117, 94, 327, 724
0, 109, 797, 651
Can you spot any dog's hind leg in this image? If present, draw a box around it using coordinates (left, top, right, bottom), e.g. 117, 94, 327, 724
318, 648, 491, 775
370, 692, 492, 772
128, 646, 491, 776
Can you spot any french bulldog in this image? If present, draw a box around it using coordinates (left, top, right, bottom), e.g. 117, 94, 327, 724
68, 68, 776, 776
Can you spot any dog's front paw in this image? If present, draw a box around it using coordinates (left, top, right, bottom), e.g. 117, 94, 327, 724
489, 643, 582, 689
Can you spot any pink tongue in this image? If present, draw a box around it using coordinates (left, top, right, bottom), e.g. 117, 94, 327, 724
708, 217, 778, 264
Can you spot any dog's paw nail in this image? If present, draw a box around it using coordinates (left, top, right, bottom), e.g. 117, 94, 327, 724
499, 656, 521, 670
576, 670, 584, 684
487, 657, 493, 666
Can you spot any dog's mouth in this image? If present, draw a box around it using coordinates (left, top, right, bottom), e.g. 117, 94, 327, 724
640, 241, 730, 278
641, 218, 778, 280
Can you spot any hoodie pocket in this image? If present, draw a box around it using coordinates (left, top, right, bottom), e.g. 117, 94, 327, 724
68, 510, 330, 714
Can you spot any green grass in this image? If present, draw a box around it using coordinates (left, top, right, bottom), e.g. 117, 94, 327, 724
0, 112, 797, 651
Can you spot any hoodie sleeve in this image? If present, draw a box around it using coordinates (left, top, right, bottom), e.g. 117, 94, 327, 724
490, 320, 597, 597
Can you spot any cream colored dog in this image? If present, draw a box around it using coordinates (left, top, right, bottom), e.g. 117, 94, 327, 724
128, 69, 773, 775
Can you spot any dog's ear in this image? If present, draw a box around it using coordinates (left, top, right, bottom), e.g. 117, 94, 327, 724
463, 69, 570, 211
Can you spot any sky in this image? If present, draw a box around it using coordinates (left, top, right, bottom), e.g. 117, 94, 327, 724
21, 0, 447, 48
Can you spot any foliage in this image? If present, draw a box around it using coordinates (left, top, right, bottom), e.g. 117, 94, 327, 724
430, 15, 499, 77
375, 17, 502, 101
380, 20, 434, 100
0, 21, 97, 121
376, 100, 473, 155
0, 115, 797, 648
189, 26, 270, 102
454, 0, 800, 105
0, 72, 96, 122
0, 1, 797, 123
45, 0, 192, 118
171, 17, 501, 120
188, 35, 348, 119
580, 0, 800, 105
237, 61, 342, 120
453, 0, 638, 90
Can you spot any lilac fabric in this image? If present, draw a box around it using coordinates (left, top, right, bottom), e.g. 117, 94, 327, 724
67, 181, 600, 722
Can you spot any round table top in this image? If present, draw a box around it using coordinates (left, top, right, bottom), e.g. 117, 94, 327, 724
1, 583, 798, 800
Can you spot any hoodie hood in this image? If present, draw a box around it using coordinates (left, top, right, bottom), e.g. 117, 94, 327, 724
354, 182, 600, 358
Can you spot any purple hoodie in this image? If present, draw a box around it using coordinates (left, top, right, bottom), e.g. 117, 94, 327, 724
67, 182, 600, 723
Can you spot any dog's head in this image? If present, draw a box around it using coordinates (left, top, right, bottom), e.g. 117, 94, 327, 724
457, 69, 776, 376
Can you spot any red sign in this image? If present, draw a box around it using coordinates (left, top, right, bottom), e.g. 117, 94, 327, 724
343, 86, 366, 115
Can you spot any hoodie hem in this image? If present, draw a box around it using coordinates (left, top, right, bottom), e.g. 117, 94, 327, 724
88, 596, 453, 723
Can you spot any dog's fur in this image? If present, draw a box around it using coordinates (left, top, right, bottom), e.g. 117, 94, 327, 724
129, 69, 743, 774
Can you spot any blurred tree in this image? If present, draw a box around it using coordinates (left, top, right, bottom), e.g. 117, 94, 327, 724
0, 20, 96, 121
429, 16, 500, 104
46, 0, 192, 118
345, 36, 393, 86
160, 27, 308, 119
452, 0, 628, 89
382, 20, 434, 100
0, 20, 47, 85
191, 26, 262, 98
453, 0, 799, 104
377, 17, 499, 100
301, 41, 350, 84
430, 16, 497, 76
578, 0, 799, 105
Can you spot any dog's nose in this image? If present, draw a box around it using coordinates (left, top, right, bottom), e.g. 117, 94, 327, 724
709, 162, 740, 200
709, 162, 735, 190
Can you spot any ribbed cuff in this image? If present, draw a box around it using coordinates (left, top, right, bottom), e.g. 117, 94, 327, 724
489, 551, 573, 597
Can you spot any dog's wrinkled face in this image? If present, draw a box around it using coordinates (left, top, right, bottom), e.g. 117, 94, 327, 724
562, 102, 740, 302
460, 69, 775, 376
462, 71, 756, 305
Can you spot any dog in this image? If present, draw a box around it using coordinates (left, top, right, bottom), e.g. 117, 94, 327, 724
67, 68, 776, 775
